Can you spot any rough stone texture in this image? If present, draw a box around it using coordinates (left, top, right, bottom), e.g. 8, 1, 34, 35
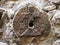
13, 4, 51, 37
52, 40, 60, 45
43, 5, 56, 11
52, 0, 60, 5
0, 42, 8, 45
0, 0, 60, 45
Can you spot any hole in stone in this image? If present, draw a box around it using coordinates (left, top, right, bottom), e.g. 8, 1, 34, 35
0, 12, 3, 19
29, 21, 34, 27
0, 12, 3, 28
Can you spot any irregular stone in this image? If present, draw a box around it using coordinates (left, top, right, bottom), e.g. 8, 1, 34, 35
53, 10, 60, 19
4, 1, 16, 8
43, 5, 56, 11
53, 40, 60, 45
52, 0, 60, 5
52, 17, 57, 24
52, 10, 60, 24
51, 10, 60, 37
39, 0, 51, 9
53, 24, 60, 38
54, 25, 60, 34
10, 43, 17, 45
7, 9, 14, 19
0, 42, 8, 45
13, 3, 51, 37
47, 9, 56, 21
56, 34, 60, 38
2, 19, 14, 40
50, 10, 60, 38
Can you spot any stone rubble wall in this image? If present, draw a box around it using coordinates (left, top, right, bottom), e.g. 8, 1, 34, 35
0, 0, 60, 45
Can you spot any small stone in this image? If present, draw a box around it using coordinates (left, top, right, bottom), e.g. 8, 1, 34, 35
43, 5, 56, 11
53, 10, 60, 19
4, 1, 15, 8
53, 25, 60, 38
7, 9, 14, 19
54, 26, 60, 34
53, 40, 60, 45
52, 18, 56, 23
13, 43, 17, 45
0, 42, 8, 45
52, 0, 60, 5
52, 10, 60, 24
47, 10, 56, 20
10, 43, 17, 45
56, 34, 60, 38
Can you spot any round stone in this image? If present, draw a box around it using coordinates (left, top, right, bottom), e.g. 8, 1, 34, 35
13, 4, 51, 37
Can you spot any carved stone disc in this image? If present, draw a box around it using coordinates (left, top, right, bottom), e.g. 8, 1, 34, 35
13, 4, 51, 37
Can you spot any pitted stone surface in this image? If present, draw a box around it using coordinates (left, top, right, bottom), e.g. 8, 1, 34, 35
1, 0, 60, 45
13, 4, 51, 37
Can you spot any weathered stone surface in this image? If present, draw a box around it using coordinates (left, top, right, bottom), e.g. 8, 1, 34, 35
0, 9, 9, 30
13, 4, 51, 37
0, 9, 9, 39
52, 0, 60, 5
47, 9, 56, 20
53, 40, 60, 45
4, 1, 16, 8
1, 0, 60, 45
52, 10, 60, 24
43, 5, 56, 11
0, 42, 8, 45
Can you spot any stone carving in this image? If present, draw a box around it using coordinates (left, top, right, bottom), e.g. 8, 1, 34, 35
13, 4, 51, 37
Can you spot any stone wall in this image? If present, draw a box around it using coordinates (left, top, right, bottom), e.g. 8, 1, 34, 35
0, 0, 60, 45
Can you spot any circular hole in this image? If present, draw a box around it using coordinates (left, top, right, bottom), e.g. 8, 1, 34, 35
29, 21, 33, 27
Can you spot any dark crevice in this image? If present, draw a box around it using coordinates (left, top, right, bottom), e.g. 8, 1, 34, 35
0, 12, 3, 19
0, 12, 3, 28
29, 17, 34, 27
29, 21, 34, 27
